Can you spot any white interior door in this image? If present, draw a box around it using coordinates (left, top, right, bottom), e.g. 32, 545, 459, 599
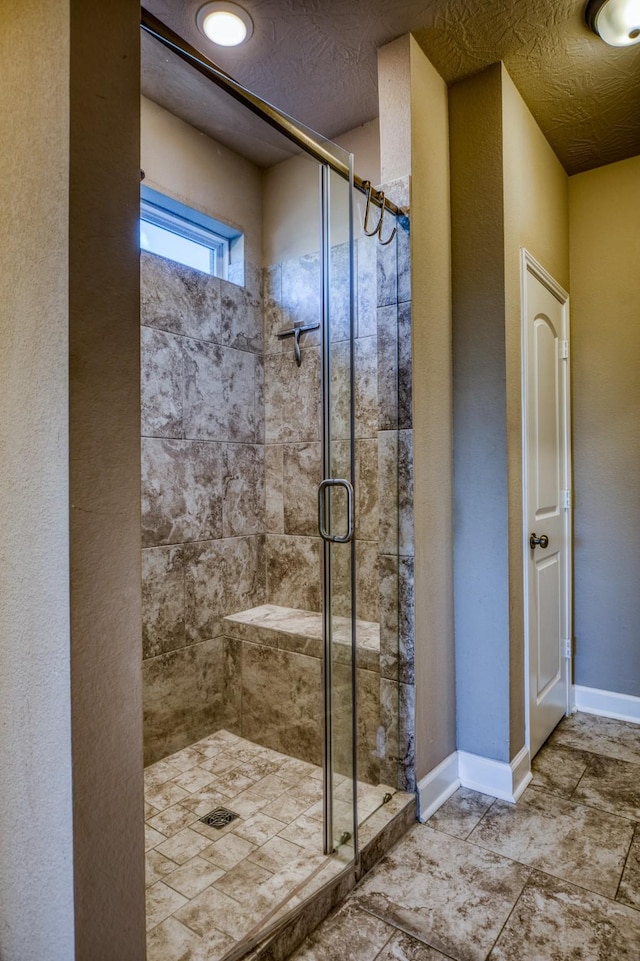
522, 251, 571, 759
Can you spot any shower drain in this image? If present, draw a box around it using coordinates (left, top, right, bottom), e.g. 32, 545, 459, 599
199, 806, 240, 830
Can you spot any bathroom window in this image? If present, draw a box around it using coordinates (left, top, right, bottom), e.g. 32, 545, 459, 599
140, 186, 244, 283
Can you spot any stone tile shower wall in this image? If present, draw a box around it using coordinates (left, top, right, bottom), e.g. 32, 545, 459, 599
140, 252, 265, 764
140, 193, 415, 793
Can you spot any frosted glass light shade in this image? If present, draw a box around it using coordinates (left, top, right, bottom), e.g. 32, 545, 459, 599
586, 0, 640, 46
196, 2, 254, 46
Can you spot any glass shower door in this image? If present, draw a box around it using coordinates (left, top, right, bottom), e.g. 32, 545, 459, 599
318, 155, 357, 858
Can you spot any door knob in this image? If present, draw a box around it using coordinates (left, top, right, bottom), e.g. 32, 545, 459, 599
530, 533, 549, 549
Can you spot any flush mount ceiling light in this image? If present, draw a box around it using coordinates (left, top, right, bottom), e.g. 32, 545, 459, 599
196, 1, 253, 46
585, 0, 640, 45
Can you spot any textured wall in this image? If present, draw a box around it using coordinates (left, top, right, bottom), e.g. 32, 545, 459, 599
569, 155, 640, 698
68, 1, 146, 957
0, 3, 75, 957
451, 63, 569, 763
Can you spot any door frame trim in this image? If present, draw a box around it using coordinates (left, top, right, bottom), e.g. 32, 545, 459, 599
520, 249, 572, 756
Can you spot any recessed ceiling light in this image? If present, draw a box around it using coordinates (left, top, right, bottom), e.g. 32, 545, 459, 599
196, 2, 254, 47
585, 0, 640, 46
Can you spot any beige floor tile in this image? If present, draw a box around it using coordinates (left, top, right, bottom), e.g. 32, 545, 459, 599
146, 849, 179, 887
213, 858, 273, 903
146, 825, 168, 851
179, 785, 230, 817
618, 826, 640, 909
549, 712, 640, 765
163, 855, 225, 900
222, 788, 271, 819
287, 902, 393, 961
352, 825, 530, 961
169, 765, 218, 795
249, 773, 293, 799
468, 785, 634, 899
201, 831, 257, 871
145, 758, 185, 790
232, 811, 284, 846
155, 828, 219, 866
167, 745, 209, 773
285, 776, 323, 804
248, 835, 305, 873
147, 915, 234, 961
174, 883, 262, 940
426, 787, 495, 841
573, 753, 640, 821
278, 813, 324, 848
261, 793, 312, 824
147, 802, 199, 839
145, 780, 191, 814
490, 870, 640, 960
198, 753, 242, 776
375, 931, 449, 960
145, 880, 189, 932
530, 742, 590, 797
211, 768, 261, 798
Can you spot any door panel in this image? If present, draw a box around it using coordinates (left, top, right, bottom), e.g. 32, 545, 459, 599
523, 252, 571, 758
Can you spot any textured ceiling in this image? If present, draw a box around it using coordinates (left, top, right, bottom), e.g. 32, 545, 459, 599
141, 0, 640, 174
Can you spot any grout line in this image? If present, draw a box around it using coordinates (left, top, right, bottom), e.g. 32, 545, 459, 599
354, 903, 460, 961
614, 822, 637, 904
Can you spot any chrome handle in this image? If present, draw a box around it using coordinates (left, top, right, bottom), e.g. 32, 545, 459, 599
530, 533, 549, 549
318, 479, 354, 544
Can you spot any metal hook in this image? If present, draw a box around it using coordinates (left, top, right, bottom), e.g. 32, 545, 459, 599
377, 193, 397, 246
363, 181, 384, 237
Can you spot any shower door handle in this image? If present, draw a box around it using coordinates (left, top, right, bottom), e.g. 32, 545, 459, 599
318, 479, 354, 544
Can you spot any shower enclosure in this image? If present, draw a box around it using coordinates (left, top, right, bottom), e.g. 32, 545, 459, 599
140, 10, 414, 958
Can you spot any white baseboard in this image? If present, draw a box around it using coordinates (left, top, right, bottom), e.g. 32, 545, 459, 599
417, 752, 460, 822
418, 745, 532, 819
574, 686, 640, 724
459, 745, 531, 803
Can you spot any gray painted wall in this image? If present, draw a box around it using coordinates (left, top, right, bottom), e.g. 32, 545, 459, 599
570, 156, 640, 699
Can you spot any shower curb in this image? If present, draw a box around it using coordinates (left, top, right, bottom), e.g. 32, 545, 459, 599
243, 791, 416, 961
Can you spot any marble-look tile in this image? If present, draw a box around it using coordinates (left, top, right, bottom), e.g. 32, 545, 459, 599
379, 554, 399, 681
213, 858, 273, 903
398, 430, 413, 557
147, 802, 201, 840
147, 915, 235, 961
573, 753, 640, 821
241, 644, 322, 766
618, 825, 640, 909
141, 326, 184, 438
398, 682, 416, 793
352, 825, 530, 961
530, 742, 590, 797
490, 870, 640, 961
145, 879, 189, 931
222, 636, 242, 735
219, 277, 262, 353
399, 557, 415, 686
396, 216, 411, 306
355, 335, 379, 440
141, 251, 220, 343
265, 534, 322, 612
283, 443, 322, 537
184, 535, 266, 641
142, 546, 186, 659
265, 346, 321, 445
146, 849, 180, 887
265, 444, 284, 532
377, 932, 449, 961
146, 825, 167, 851
231, 811, 284, 847
377, 234, 398, 308
356, 233, 379, 339
163, 856, 225, 900
356, 439, 379, 541
548, 711, 640, 765
427, 787, 495, 840
173, 881, 262, 940
468, 785, 634, 898
223, 443, 265, 537
377, 306, 399, 432
287, 901, 393, 961
281, 252, 322, 339
379, 677, 400, 790
397, 302, 412, 430
143, 638, 226, 766
278, 813, 324, 849
247, 835, 305, 873
329, 241, 352, 343
263, 263, 285, 355
260, 793, 311, 825
255, 353, 265, 444
378, 431, 399, 555
183, 338, 258, 443
145, 777, 190, 814
154, 828, 216, 866
141, 438, 224, 548
357, 541, 380, 623
201, 831, 257, 871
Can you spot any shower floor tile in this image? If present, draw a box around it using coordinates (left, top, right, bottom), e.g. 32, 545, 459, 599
145, 730, 396, 961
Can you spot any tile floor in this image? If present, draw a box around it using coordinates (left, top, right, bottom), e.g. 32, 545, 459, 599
144, 729, 396, 961
288, 712, 640, 961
